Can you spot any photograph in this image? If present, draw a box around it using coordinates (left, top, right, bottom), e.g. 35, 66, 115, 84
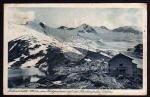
3, 3, 147, 95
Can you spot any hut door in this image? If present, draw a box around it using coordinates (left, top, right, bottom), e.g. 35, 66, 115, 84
118, 69, 126, 76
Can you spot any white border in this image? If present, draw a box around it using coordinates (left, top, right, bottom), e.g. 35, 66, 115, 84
3, 3, 147, 95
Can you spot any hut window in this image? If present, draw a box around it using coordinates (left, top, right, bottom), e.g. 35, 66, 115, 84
119, 64, 123, 66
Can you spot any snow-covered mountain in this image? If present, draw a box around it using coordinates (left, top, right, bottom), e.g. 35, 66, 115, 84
112, 26, 142, 34
8, 23, 84, 69
8, 19, 143, 69
25, 21, 99, 40
8, 23, 60, 69
25, 21, 143, 41
23, 21, 142, 52
75, 24, 97, 34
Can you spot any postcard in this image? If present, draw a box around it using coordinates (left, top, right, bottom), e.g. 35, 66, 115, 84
3, 3, 147, 95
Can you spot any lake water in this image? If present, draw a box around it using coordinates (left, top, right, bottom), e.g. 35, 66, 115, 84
8, 67, 45, 82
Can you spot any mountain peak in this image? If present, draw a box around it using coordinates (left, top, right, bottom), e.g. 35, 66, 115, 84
100, 26, 108, 30
112, 26, 142, 34
77, 24, 97, 34
57, 26, 68, 29
80, 23, 90, 27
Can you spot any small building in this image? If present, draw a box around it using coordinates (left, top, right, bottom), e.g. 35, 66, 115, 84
108, 53, 137, 77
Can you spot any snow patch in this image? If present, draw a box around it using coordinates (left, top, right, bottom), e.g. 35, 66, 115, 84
21, 57, 43, 68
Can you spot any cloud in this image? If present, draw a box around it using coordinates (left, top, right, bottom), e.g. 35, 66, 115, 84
8, 8, 35, 25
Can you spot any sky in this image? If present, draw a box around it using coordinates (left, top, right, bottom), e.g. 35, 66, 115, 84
9, 7, 143, 29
